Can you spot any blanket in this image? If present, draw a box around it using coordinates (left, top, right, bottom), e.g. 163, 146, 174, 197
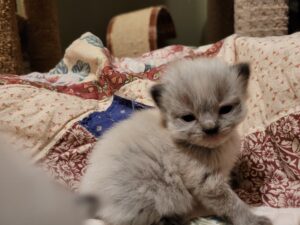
0, 32, 300, 224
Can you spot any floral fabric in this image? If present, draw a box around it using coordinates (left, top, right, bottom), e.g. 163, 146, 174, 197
40, 96, 149, 191
0, 33, 222, 101
0, 32, 300, 222
0, 84, 112, 159
236, 113, 300, 207
219, 34, 300, 207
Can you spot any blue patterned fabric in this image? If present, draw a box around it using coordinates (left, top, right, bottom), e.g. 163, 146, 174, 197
80, 95, 149, 138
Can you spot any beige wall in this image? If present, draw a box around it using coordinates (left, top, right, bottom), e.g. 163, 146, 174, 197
57, 0, 208, 50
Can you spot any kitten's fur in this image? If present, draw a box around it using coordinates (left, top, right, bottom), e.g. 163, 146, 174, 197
80, 59, 272, 225
0, 137, 87, 225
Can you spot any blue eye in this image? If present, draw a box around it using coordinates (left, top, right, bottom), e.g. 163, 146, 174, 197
181, 114, 196, 122
219, 105, 233, 115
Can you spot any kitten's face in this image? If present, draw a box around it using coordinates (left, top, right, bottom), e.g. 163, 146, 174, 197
151, 59, 250, 148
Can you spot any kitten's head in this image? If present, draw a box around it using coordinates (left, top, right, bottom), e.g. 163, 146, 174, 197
150, 58, 250, 148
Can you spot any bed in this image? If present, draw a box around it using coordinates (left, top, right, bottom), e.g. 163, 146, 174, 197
0, 32, 300, 224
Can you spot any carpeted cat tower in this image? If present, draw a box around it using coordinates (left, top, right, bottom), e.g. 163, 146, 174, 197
234, 0, 289, 36
106, 6, 176, 58
0, 0, 23, 74
0, 0, 62, 74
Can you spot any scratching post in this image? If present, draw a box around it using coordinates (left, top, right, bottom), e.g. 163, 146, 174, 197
0, 0, 22, 74
107, 6, 176, 57
24, 0, 62, 72
235, 0, 289, 36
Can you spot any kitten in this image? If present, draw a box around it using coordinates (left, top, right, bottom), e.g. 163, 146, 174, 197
0, 137, 87, 225
80, 58, 272, 225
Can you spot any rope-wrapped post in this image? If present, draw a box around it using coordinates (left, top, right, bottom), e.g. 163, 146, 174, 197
24, 0, 62, 72
0, 0, 22, 74
235, 0, 289, 37
107, 6, 176, 58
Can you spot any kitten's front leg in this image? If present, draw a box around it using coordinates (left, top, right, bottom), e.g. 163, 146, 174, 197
195, 174, 272, 225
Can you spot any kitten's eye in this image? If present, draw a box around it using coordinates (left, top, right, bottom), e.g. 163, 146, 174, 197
219, 105, 233, 115
180, 114, 196, 122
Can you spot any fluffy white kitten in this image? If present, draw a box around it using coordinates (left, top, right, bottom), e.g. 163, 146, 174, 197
0, 137, 87, 225
80, 58, 272, 225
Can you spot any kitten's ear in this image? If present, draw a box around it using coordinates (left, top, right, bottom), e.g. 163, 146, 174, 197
150, 83, 165, 108
232, 63, 250, 88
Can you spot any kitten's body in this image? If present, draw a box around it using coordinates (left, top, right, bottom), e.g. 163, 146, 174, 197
0, 138, 86, 225
81, 59, 272, 225
81, 109, 239, 223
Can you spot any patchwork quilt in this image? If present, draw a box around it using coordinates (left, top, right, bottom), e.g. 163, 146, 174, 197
1, 32, 300, 224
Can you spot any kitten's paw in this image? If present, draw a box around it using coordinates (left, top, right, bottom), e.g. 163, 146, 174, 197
251, 215, 273, 225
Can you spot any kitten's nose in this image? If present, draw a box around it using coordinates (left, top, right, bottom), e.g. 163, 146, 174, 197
203, 126, 219, 135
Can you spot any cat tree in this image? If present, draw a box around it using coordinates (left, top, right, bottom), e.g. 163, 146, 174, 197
0, 0, 22, 74
106, 6, 176, 57
235, 0, 289, 36
0, 0, 62, 74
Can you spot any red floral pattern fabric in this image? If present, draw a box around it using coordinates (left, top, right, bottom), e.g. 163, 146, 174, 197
0, 40, 223, 100
39, 123, 96, 190
236, 113, 300, 207
0, 77, 100, 100
1, 32, 300, 210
